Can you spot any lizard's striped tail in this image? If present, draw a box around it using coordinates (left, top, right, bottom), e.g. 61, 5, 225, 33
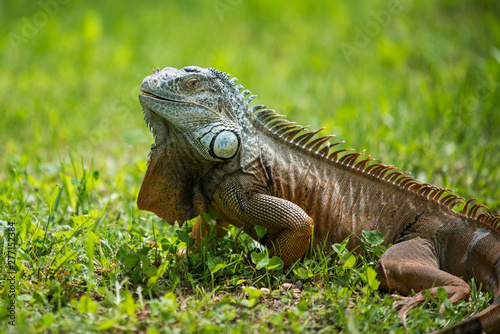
437, 298, 500, 334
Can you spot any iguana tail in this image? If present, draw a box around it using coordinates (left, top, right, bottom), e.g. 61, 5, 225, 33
443, 222, 500, 334
438, 299, 500, 333
434, 219, 500, 334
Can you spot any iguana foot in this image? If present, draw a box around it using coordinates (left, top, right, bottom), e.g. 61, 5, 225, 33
391, 294, 429, 333
191, 216, 230, 248
391, 293, 447, 333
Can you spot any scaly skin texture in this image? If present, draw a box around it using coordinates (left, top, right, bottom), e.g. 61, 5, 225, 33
137, 66, 500, 334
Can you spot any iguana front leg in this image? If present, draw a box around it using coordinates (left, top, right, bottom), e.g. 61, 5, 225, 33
191, 216, 229, 247
212, 180, 314, 267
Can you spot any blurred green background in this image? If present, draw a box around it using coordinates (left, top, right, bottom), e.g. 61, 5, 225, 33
1, 0, 500, 332
1, 0, 499, 197
0, 0, 500, 207
1, 0, 500, 198
0, 0, 499, 215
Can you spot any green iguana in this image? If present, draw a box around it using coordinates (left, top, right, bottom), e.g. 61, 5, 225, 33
137, 66, 500, 333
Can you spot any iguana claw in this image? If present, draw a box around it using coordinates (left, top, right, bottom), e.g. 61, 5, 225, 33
233, 226, 245, 254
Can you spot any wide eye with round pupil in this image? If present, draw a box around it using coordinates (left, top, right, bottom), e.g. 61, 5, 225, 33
186, 78, 199, 89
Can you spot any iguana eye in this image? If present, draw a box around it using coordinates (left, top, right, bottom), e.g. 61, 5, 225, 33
217, 98, 223, 113
186, 78, 200, 89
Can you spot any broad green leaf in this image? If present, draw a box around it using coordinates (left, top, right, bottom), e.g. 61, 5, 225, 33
342, 253, 356, 269
242, 286, 263, 306
147, 260, 171, 290
155, 259, 169, 278
41, 313, 55, 327
17, 294, 32, 302
77, 295, 97, 314
124, 253, 140, 268
210, 263, 226, 274
267, 256, 284, 270
254, 225, 267, 238
251, 252, 269, 270
332, 238, 349, 255
359, 266, 380, 290
88, 209, 103, 220
206, 257, 215, 269
338, 287, 352, 299
96, 319, 118, 330
175, 230, 192, 243
206, 257, 226, 273
142, 264, 158, 277
436, 286, 448, 302
362, 230, 385, 245
297, 299, 309, 312
70, 215, 93, 228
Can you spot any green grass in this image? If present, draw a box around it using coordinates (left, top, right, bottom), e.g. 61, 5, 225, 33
1, 0, 500, 333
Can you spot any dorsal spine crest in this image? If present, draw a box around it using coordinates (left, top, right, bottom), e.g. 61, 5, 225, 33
246, 101, 499, 229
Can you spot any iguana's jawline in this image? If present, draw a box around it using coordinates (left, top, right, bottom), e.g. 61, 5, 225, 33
140, 92, 219, 115
139, 92, 189, 104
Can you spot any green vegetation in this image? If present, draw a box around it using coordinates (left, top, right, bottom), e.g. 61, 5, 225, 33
1, 0, 499, 332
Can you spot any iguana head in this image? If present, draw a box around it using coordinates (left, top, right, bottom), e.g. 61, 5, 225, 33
139, 66, 242, 161
137, 66, 245, 226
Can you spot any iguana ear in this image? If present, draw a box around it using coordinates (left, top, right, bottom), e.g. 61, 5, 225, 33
137, 146, 208, 227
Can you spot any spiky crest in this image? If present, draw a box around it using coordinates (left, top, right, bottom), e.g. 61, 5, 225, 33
206, 68, 500, 230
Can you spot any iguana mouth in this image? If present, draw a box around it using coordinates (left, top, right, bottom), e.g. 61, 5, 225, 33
140, 91, 188, 104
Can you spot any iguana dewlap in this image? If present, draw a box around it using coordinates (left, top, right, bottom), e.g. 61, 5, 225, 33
137, 66, 500, 334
